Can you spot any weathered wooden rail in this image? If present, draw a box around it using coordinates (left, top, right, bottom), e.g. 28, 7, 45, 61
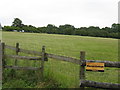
0, 42, 48, 81
5, 55, 41, 60
80, 80, 120, 89
79, 51, 120, 89
2, 43, 119, 67
4, 65, 41, 70
0, 42, 120, 89
47, 53, 120, 68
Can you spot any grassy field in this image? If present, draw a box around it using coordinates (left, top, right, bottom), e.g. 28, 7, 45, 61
2, 31, 119, 88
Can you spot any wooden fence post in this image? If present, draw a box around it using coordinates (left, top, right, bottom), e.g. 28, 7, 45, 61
2, 43, 5, 68
80, 51, 86, 89
0, 41, 2, 83
1, 42, 5, 81
15, 43, 19, 66
40, 46, 45, 81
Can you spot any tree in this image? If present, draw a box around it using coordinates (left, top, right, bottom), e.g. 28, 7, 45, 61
12, 18, 23, 28
46, 24, 58, 34
3, 26, 21, 31
111, 23, 119, 33
0, 23, 2, 30
59, 24, 75, 35
2, 18, 119, 39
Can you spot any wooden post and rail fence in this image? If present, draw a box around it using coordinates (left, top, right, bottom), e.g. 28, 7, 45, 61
79, 51, 120, 89
0, 42, 120, 89
0, 42, 48, 80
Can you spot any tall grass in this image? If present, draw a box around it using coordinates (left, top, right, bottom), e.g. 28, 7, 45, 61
2, 31, 119, 88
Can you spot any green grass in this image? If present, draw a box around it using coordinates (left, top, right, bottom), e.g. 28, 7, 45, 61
2, 31, 119, 88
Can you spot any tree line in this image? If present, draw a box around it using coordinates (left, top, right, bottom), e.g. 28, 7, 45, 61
2, 18, 119, 39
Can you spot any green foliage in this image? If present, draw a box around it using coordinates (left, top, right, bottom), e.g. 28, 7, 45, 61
3, 26, 21, 31
12, 18, 23, 28
3, 79, 26, 88
2, 18, 120, 38
59, 24, 75, 35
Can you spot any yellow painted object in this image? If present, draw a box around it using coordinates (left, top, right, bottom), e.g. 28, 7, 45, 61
86, 62, 104, 72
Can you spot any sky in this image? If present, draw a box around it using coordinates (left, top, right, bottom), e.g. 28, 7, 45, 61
0, 0, 119, 28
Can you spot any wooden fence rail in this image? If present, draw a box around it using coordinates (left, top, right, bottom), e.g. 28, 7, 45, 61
5, 55, 42, 60
5, 45, 16, 51
85, 60, 120, 68
47, 53, 120, 68
0, 42, 48, 81
0, 42, 120, 89
79, 51, 120, 89
4, 65, 41, 70
47, 53, 80, 64
80, 80, 120, 89
4, 44, 120, 67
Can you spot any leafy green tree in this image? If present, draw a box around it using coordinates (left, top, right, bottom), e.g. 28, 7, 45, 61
46, 24, 58, 34
2, 18, 120, 39
59, 24, 75, 35
111, 23, 119, 33
102, 27, 111, 33
12, 18, 23, 28
37, 27, 47, 33
3, 26, 21, 31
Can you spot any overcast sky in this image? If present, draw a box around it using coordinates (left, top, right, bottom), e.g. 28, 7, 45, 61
0, 0, 119, 28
